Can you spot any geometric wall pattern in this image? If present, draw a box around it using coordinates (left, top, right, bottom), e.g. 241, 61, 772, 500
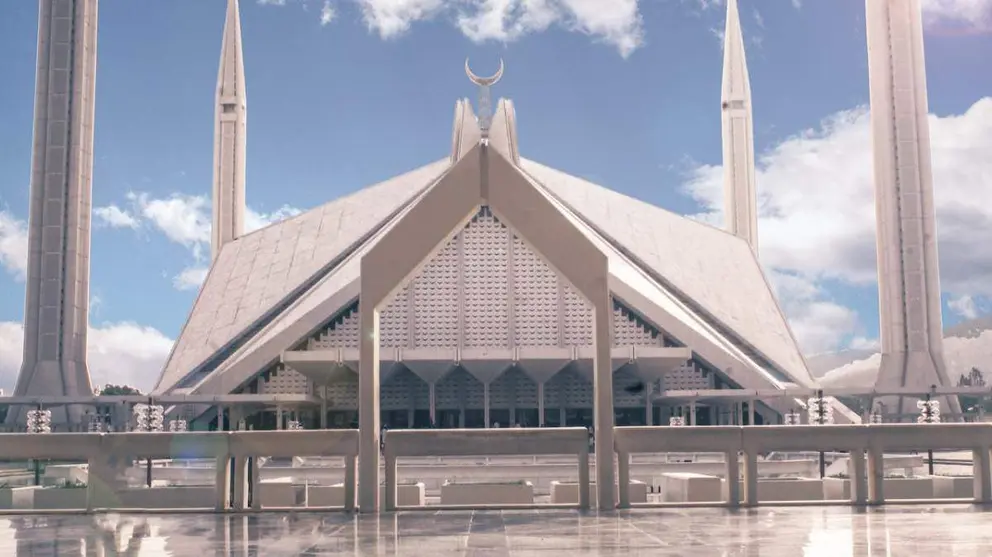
258, 206, 715, 402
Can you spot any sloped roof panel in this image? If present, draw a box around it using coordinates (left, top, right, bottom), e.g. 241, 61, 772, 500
520, 159, 814, 386
155, 159, 450, 392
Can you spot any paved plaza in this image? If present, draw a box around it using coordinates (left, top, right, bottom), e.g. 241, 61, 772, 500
3, 505, 992, 556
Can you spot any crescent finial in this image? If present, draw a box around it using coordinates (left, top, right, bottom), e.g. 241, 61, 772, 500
465, 58, 504, 87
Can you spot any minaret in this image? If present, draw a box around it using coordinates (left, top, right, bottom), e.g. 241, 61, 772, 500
866, 0, 960, 418
211, 0, 247, 261
7, 0, 99, 426
721, 0, 758, 252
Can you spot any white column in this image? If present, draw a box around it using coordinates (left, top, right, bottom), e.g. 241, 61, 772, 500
484, 383, 490, 427
592, 304, 616, 510
537, 383, 545, 426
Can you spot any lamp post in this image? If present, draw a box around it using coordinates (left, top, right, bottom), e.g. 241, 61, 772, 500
26, 407, 52, 485
807, 390, 834, 478
132, 401, 165, 487
918, 387, 940, 475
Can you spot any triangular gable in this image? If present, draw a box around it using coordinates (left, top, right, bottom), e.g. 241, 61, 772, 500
154, 159, 449, 393
521, 159, 815, 387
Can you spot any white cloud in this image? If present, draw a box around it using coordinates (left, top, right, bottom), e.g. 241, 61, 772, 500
922, 0, 992, 29
354, 0, 643, 56
767, 270, 862, 354
0, 210, 29, 280
173, 267, 210, 291
949, 294, 979, 319
93, 205, 139, 229
320, 0, 336, 25
682, 97, 992, 352
0, 321, 174, 394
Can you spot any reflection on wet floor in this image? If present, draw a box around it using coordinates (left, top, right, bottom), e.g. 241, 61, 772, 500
1, 505, 991, 556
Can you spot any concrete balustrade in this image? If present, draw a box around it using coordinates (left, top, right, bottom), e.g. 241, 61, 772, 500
614, 424, 992, 508
382, 428, 590, 511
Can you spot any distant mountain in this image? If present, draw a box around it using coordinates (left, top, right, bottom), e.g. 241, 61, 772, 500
813, 317, 992, 388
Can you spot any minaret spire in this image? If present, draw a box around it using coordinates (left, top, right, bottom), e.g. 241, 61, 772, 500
212, 0, 247, 261
866, 0, 959, 418
721, 0, 759, 252
7, 0, 100, 427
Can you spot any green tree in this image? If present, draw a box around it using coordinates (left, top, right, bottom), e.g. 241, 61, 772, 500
958, 368, 991, 414
99, 385, 142, 396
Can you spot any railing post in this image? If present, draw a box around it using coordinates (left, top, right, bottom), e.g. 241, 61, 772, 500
742, 451, 758, 507
578, 439, 590, 511
617, 450, 630, 509
849, 449, 868, 506
249, 456, 261, 510
383, 446, 397, 511
232, 456, 248, 510
344, 454, 358, 512
724, 450, 740, 507
867, 446, 885, 505
973, 446, 992, 504
215, 455, 231, 511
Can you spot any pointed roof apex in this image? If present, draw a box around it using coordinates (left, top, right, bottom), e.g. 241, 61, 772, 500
721, 0, 750, 101
488, 99, 520, 165
451, 98, 482, 163
218, 0, 246, 101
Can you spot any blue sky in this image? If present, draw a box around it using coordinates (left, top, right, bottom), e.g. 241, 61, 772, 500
0, 0, 990, 391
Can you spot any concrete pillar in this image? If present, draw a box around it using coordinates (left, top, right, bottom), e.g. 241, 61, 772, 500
592, 304, 616, 511
275, 405, 283, 430
538, 383, 545, 426
217, 406, 225, 431
645, 383, 653, 426
617, 450, 631, 508
973, 447, 992, 503
249, 457, 261, 510
742, 451, 758, 506
724, 450, 740, 507
215, 455, 231, 511
867, 447, 885, 504
428, 383, 436, 424
484, 383, 490, 427
747, 400, 755, 426
690, 401, 697, 426
736, 402, 744, 425
232, 456, 248, 510
578, 440, 591, 510
849, 449, 868, 505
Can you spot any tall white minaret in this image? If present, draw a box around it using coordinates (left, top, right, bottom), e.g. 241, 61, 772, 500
866, 0, 960, 418
721, 0, 758, 252
212, 0, 247, 261
8, 0, 99, 427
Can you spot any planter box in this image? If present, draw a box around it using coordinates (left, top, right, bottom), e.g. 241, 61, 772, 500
885, 477, 940, 499
744, 478, 824, 502
0, 486, 42, 510
660, 473, 722, 503
115, 486, 215, 509
259, 478, 305, 508
33, 488, 88, 510
933, 476, 974, 499
440, 482, 534, 506
822, 478, 851, 500
307, 483, 426, 507
549, 481, 648, 506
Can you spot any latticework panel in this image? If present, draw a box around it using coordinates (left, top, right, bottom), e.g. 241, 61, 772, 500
258, 366, 311, 395
381, 368, 412, 411
380, 287, 410, 348
412, 240, 460, 347
512, 235, 561, 347
562, 285, 593, 346
613, 366, 644, 407
310, 304, 360, 350
663, 362, 714, 390
462, 208, 510, 347
324, 377, 359, 410
544, 368, 592, 407
435, 368, 484, 408
613, 303, 664, 347
489, 367, 537, 407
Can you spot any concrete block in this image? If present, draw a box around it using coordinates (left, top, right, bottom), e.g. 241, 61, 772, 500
549, 481, 647, 505
440, 481, 534, 506
750, 478, 824, 502
885, 477, 939, 499
660, 473, 722, 503
115, 486, 215, 509
307, 483, 425, 507
33, 487, 88, 510
259, 477, 304, 507
0, 486, 43, 510
932, 476, 974, 499
822, 478, 851, 500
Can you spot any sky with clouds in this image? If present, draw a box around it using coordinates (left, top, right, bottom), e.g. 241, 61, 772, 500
0, 0, 990, 393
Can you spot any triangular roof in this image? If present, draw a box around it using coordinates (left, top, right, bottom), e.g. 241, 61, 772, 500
154, 99, 814, 394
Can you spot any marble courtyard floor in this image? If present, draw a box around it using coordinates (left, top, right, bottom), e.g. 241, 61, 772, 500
2, 505, 991, 556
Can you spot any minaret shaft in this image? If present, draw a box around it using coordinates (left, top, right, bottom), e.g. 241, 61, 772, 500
721, 0, 758, 252
9, 0, 99, 426
866, 0, 959, 417
212, 0, 247, 261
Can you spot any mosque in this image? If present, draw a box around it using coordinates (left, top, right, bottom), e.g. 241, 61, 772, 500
149, 0, 832, 431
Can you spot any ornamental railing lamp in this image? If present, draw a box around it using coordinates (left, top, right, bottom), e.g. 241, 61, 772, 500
168, 419, 188, 432
784, 409, 801, 425
287, 420, 304, 431
26, 408, 52, 485
132, 402, 165, 487
669, 416, 685, 427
